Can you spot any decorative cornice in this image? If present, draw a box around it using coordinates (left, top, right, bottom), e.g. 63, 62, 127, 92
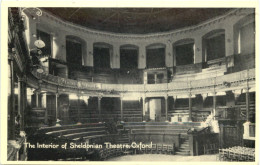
25, 8, 253, 40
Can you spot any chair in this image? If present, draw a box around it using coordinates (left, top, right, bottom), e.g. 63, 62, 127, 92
157, 144, 163, 154
151, 144, 157, 154
162, 144, 168, 154
167, 144, 174, 155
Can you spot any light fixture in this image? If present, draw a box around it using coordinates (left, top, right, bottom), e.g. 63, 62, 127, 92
34, 39, 45, 49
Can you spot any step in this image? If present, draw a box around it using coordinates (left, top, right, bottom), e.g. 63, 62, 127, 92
175, 152, 190, 156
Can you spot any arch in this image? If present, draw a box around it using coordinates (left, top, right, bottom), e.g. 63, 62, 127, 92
202, 29, 225, 62
146, 43, 166, 49
146, 43, 166, 68
120, 44, 139, 69
93, 42, 113, 69
120, 44, 139, 50
172, 38, 195, 66
233, 14, 255, 55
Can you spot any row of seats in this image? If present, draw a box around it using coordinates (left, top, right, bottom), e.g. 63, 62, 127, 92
133, 143, 175, 155
96, 143, 175, 160
218, 146, 255, 161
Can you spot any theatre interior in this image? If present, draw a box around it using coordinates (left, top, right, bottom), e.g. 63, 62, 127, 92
7, 7, 256, 161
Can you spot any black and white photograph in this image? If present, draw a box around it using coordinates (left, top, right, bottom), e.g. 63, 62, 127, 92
1, 1, 258, 163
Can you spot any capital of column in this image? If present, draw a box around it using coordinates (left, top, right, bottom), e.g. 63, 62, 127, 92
164, 95, 168, 100
55, 92, 60, 97
98, 96, 102, 100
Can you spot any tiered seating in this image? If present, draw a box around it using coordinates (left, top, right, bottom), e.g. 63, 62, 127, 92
69, 99, 99, 123
38, 123, 108, 141
173, 64, 226, 81
218, 146, 255, 161
122, 101, 142, 122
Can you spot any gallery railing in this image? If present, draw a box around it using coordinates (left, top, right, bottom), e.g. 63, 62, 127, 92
32, 68, 255, 93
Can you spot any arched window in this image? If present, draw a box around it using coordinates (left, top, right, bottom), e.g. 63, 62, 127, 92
173, 39, 194, 66
120, 44, 138, 69
146, 43, 166, 68
202, 29, 225, 61
93, 42, 112, 69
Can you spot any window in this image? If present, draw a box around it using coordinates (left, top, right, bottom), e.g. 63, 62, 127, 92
120, 45, 138, 69
203, 30, 225, 61
175, 42, 194, 66
146, 44, 165, 68
66, 39, 82, 65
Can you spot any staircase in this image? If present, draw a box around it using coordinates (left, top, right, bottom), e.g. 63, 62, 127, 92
175, 139, 190, 156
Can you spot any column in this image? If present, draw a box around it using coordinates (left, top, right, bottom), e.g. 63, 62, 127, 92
245, 88, 250, 122
142, 97, 146, 121
120, 97, 123, 121
154, 74, 157, 84
41, 93, 48, 124
77, 94, 81, 123
55, 93, 59, 121
18, 77, 27, 131
213, 92, 217, 114
165, 96, 168, 121
189, 94, 192, 121
138, 45, 146, 69
35, 91, 39, 107
98, 96, 102, 120
9, 55, 15, 140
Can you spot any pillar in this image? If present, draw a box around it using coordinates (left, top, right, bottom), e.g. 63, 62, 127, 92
245, 88, 250, 122
189, 94, 192, 121
35, 91, 39, 107
120, 97, 123, 121
18, 77, 27, 131
41, 93, 48, 124
55, 93, 59, 121
154, 74, 157, 84
165, 96, 168, 121
142, 97, 146, 121
138, 45, 146, 69
213, 92, 217, 113
77, 94, 81, 123
98, 96, 102, 120
9, 55, 15, 140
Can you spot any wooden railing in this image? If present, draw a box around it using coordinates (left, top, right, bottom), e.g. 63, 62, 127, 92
32, 68, 255, 94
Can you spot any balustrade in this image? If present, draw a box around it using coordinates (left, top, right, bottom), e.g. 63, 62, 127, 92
31, 68, 255, 94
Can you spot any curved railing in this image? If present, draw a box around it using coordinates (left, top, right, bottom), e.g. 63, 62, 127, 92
32, 68, 255, 94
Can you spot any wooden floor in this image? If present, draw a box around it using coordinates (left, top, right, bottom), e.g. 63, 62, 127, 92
107, 154, 218, 161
